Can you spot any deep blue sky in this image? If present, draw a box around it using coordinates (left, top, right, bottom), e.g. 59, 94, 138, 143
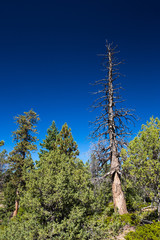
1, 0, 160, 161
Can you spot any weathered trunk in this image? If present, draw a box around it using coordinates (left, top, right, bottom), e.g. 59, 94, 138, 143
112, 172, 128, 214
12, 190, 19, 217
108, 48, 128, 215
110, 152, 128, 214
12, 199, 19, 217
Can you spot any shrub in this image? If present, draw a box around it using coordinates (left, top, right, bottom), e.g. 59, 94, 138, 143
125, 221, 160, 240
120, 213, 140, 226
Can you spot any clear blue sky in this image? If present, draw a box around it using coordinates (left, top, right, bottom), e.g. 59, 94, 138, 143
0, 0, 160, 162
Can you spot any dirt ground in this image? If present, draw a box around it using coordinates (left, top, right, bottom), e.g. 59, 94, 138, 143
115, 225, 135, 240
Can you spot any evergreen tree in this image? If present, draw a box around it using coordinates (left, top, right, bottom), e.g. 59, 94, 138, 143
0, 124, 94, 240
0, 142, 15, 213
122, 117, 160, 218
0, 152, 7, 190
90, 151, 112, 212
6, 109, 39, 216
55, 123, 79, 158
40, 121, 59, 156
0, 141, 5, 191
0, 141, 4, 174
0, 141, 4, 147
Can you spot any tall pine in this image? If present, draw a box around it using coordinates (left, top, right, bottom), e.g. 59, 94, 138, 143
39, 121, 59, 157
7, 109, 39, 216
55, 123, 79, 158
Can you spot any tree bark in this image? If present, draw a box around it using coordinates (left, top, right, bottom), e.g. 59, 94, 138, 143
108, 48, 128, 215
91, 42, 130, 215
12, 190, 19, 217
112, 172, 128, 214
110, 148, 128, 214
13, 199, 19, 217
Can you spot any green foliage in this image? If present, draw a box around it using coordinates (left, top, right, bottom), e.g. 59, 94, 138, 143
0, 145, 7, 191
1, 110, 39, 219
7, 110, 39, 183
92, 179, 112, 212
125, 221, 160, 240
3, 114, 160, 239
0, 212, 46, 240
123, 185, 144, 211
3, 181, 16, 212
6, 110, 39, 187
12, 110, 39, 153
0, 124, 93, 239
120, 213, 140, 226
0, 142, 8, 221
122, 117, 160, 211
0, 141, 4, 147
40, 120, 59, 156
55, 123, 79, 158
90, 152, 112, 213
52, 206, 90, 240
85, 208, 123, 239
23, 151, 93, 224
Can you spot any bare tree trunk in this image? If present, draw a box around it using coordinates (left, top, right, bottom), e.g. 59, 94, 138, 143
12, 190, 19, 217
13, 200, 19, 217
110, 150, 128, 214
90, 42, 133, 215
112, 172, 128, 214
108, 49, 128, 215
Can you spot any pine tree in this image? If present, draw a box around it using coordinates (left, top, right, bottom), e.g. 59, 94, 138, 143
0, 141, 4, 147
7, 109, 39, 216
0, 124, 93, 239
91, 41, 134, 214
0, 141, 5, 191
55, 123, 79, 158
122, 117, 160, 219
39, 121, 59, 156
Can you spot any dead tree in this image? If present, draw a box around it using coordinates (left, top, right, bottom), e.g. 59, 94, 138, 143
90, 41, 135, 215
